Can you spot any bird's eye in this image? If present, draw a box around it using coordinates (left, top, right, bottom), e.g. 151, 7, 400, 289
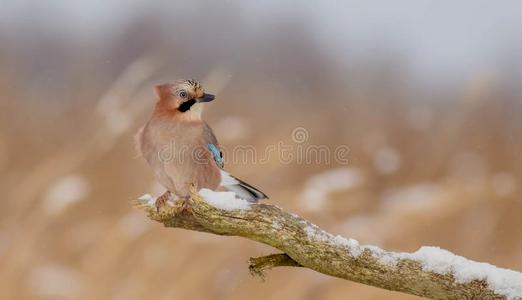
179, 90, 187, 98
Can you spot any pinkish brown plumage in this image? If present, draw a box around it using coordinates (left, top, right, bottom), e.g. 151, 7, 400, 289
136, 79, 267, 210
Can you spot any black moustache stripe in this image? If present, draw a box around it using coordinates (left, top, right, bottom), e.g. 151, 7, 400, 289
178, 99, 196, 112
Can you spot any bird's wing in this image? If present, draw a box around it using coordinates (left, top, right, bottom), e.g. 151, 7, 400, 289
219, 170, 268, 202
208, 143, 224, 169
201, 122, 268, 201
203, 122, 219, 145
203, 122, 224, 169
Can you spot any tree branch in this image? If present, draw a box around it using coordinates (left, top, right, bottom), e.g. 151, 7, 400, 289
249, 253, 302, 279
134, 191, 522, 300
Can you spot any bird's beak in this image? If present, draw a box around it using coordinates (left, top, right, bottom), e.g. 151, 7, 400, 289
196, 93, 215, 103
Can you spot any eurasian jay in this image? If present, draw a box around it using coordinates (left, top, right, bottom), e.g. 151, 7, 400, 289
136, 79, 267, 210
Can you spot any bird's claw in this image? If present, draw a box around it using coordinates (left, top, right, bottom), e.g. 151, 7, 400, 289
155, 192, 170, 213
179, 197, 191, 214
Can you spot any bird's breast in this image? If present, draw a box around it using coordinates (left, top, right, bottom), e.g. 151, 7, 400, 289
144, 120, 207, 162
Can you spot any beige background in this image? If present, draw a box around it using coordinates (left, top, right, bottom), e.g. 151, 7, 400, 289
1, 1, 521, 299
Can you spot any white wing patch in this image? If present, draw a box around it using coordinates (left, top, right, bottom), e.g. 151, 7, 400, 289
220, 170, 239, 186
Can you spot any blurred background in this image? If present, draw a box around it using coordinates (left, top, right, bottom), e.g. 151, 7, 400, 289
1, 0, 521, 299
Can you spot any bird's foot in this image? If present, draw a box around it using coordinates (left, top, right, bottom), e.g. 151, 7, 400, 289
155, 191, 171, 213
178, 196, 191, 214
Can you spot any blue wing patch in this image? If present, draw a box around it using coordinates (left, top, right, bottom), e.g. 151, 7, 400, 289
208, 144, 224, 169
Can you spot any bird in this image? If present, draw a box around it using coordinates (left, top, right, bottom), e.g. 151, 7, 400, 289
136, 79, 268, 211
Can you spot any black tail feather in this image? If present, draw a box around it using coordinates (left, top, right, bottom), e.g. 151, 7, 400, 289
226, 176, 268, 202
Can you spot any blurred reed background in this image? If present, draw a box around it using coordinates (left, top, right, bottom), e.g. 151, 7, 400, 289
1, 0, 521, 299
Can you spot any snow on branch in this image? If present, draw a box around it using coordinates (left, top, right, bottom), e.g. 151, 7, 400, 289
134, 189, 522, 300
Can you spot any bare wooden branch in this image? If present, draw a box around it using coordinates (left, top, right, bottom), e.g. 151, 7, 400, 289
134, 192, 522, 300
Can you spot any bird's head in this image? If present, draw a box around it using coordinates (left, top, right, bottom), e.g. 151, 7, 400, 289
154, 79, 215, 118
